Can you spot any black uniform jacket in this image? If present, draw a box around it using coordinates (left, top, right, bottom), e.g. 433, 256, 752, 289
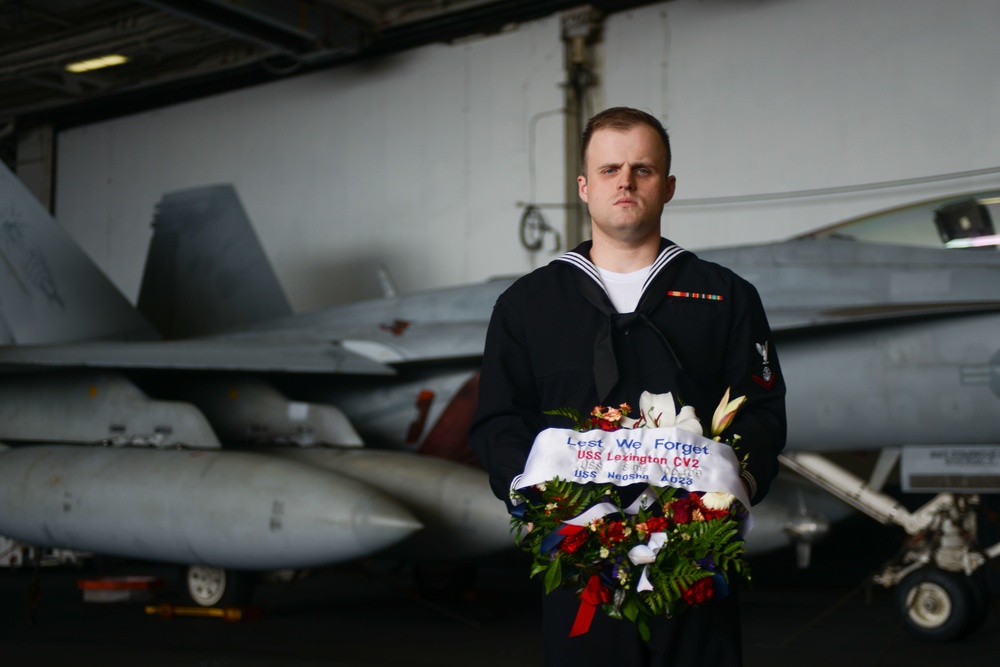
469, 239, 787, 510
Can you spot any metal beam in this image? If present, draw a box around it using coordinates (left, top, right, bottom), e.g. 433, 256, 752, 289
137, 0, 321, 54
561, 6, 602, 249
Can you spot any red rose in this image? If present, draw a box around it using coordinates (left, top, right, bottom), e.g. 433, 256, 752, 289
671, 496, 700, 524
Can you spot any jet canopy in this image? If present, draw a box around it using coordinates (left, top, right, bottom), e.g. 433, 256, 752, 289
796, 190, 1000, 250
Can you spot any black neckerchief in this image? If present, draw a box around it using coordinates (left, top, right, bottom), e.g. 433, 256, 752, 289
554, 239, 690, 402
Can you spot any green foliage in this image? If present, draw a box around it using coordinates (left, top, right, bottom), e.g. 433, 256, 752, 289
543, 555, 563, 594
511, 478, 751, 634
543, 407, 586, 430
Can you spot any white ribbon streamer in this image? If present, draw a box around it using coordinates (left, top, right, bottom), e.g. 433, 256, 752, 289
557, 488, 659, 531
563, 502, 620, 526
631, 532, 669, 592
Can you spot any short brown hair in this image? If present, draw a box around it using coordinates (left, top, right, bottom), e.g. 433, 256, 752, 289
580, 107, 672, 175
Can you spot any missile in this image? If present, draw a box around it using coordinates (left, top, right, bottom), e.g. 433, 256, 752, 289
0, 445, 422, 570
269, 447, 513, 560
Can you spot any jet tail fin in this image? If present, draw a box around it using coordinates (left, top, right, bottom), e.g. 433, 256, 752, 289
137, 185, 293, 339
0, 162, 157, 345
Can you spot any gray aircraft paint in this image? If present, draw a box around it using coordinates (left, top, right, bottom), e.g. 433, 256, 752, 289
0, 445, 421, 569
0, 163, 156, 344
137, 185, 292, 339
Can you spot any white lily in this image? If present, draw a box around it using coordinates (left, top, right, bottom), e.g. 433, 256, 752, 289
710, 387, 747, 439
619, 391, 703, 435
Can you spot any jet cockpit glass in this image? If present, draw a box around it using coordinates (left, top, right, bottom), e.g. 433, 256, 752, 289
798, 191, 1000, 250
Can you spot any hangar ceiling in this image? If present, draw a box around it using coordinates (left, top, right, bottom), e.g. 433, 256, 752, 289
0, 0, 657, 131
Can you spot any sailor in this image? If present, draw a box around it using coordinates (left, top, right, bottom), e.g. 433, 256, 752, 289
470, 106, 787, 666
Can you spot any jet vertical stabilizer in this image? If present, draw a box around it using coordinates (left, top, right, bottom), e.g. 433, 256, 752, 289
0, 163, 157, 344
137, 185, 292, 339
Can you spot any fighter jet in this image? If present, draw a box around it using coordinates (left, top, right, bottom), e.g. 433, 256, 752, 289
0, 163, 511, 606
0, 162, 997, 637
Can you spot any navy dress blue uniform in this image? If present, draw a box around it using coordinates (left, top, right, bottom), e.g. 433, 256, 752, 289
469, 239, 787, 667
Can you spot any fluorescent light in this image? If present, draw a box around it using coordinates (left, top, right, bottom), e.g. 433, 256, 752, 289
65, 54, 129, 73
944, 234, 1000, 249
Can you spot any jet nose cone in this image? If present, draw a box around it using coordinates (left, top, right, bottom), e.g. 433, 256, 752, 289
353, 495, 423, 553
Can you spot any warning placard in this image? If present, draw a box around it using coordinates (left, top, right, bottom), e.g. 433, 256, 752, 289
901, 445, 1000, 493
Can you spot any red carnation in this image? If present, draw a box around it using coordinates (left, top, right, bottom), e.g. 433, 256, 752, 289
700, 506, 730, 521
599, 521, 627, 545
680, 577, 714, 605
644, 516, 669, 533
588, 417, 618, 432
560, 530, 589, 554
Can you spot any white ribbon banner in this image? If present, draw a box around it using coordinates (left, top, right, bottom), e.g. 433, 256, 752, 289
515, 426, 752, 529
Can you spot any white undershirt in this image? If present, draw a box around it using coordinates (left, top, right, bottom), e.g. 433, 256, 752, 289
596, 265, 650, 314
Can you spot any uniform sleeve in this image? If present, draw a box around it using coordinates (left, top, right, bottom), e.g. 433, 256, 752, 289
468, 293, 545, 511
724, 280, 787, 504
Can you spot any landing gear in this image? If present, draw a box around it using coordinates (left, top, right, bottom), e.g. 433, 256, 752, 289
182, 565, 255, 607
780, 451, 1000, 642
872, 494, 994, 641
896, 568, 975, 641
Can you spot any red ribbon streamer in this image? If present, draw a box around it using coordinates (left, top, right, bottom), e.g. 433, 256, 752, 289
569, 574, 611, 637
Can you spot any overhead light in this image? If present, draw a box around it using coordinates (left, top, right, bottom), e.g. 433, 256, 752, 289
65, 54, 129, 73
944, 234, 1000, 249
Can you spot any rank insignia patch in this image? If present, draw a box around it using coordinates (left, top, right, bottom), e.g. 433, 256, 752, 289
753, 341, 775, 389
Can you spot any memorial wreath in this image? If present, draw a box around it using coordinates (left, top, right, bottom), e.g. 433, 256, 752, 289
510, 390, 752, 640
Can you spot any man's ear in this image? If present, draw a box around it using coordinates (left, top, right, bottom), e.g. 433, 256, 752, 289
577, 175, 588, 203
663, 175, 676, 204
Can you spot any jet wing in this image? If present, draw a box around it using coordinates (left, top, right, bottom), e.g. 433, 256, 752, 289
0, 339, 395, 375
767, 301, 1000, 332
0, 319, 493, 374
237, 319, 492, 365
701, 237, 1000, 334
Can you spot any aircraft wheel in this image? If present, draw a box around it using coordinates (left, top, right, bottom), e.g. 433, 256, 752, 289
182, 565, 255, 607
961, 568, 993, 638
895, 568, 973, 642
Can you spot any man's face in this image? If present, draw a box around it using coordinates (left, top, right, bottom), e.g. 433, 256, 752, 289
577, 124, 676, 247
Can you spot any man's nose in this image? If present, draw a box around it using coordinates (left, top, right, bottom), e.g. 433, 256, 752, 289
618, 171, 635, 190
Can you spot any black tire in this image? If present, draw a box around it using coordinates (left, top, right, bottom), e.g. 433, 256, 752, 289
895, 568, 974, 642
181, 565, 255, 607
960, 568, 993, 638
